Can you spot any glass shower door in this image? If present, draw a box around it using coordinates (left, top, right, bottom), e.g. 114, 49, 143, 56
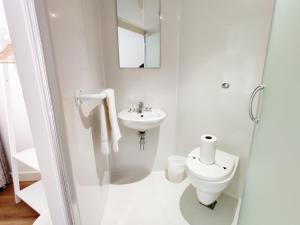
238, 0, 300, 224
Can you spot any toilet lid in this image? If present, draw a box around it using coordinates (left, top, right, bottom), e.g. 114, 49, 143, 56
186, 148, 235, 182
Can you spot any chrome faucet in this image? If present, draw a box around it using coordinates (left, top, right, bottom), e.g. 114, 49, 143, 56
137, 101, 144, 114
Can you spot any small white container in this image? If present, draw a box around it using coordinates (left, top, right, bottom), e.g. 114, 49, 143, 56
167, 155, 186, 183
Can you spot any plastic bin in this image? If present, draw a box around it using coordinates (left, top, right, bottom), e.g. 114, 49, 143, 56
167, 155, 186, 183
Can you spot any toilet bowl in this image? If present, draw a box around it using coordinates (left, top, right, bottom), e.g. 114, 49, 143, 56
186, 148, 239, 206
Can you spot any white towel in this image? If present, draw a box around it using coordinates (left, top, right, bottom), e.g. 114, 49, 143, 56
103, 89, 122, 152
99, 102, 110, 155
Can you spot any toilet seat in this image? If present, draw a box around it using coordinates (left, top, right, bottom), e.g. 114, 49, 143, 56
186, 148, 235, 182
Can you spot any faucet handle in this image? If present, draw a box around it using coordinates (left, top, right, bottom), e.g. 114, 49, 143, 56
144, 105, 152, 112
137, 101, 144, 108
128, 105, 136, 112
144, 106, 148, 111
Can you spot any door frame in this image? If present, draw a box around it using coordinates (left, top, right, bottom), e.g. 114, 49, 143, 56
3, 0, 75, 224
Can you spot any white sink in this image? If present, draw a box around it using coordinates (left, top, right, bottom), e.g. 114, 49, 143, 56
118, 109, 166, 131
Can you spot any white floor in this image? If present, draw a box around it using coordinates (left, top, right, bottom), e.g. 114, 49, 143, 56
101, 172, 240, 225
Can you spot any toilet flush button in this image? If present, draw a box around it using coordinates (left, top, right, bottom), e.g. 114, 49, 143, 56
221, 83, 230, 89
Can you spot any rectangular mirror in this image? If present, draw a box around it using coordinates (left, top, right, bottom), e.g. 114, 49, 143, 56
116, 0, 161, 68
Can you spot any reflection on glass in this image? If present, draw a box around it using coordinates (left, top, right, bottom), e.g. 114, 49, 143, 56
116, 0, 160, 68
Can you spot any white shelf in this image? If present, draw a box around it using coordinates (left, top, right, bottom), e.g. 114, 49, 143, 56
13, 148, 40, 171
17, 180, 48, 214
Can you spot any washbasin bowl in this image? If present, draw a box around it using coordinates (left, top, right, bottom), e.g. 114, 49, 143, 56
118, 109, 166, 131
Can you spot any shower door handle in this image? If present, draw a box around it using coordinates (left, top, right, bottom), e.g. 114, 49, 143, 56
249, 84, 265, 123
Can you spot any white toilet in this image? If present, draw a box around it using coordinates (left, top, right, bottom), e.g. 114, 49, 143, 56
186, 147, 239, 206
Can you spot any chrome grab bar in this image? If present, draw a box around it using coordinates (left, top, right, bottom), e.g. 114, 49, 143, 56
249, 84, 265, 123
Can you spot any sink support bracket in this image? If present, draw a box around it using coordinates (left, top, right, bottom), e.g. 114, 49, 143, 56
138, 131, 146, 151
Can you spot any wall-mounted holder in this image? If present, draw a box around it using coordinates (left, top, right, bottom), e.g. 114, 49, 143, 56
74, 89, 106, 106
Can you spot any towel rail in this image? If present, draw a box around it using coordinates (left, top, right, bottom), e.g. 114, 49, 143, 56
75, 89, 106, 106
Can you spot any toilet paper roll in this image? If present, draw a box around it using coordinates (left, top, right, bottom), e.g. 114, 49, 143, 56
199, 134, 217, 165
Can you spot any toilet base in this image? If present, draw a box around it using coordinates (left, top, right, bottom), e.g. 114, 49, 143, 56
199, 200, 217, 210
196, 189, 221, 206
